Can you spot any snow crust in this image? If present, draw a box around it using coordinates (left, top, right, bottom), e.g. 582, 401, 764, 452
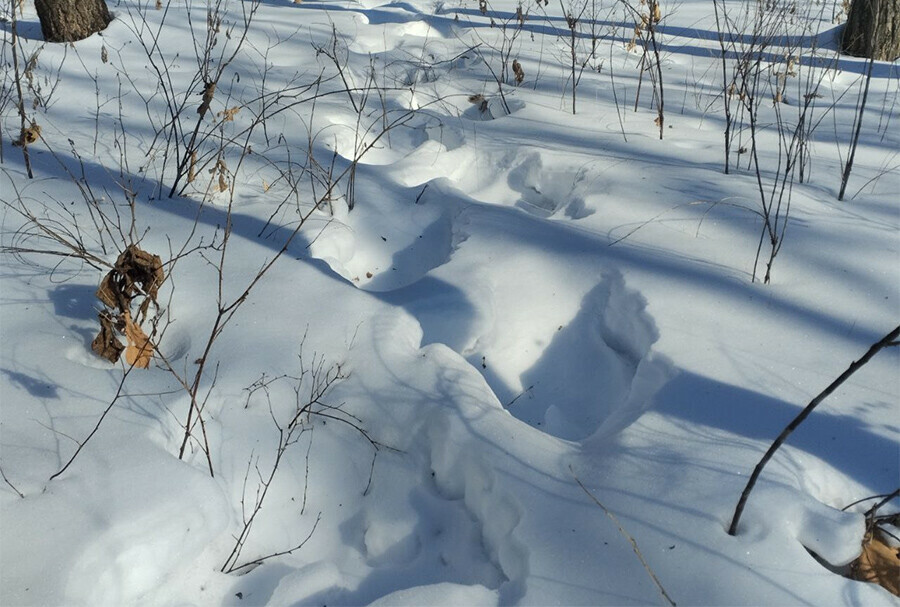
1, 0, 898, 605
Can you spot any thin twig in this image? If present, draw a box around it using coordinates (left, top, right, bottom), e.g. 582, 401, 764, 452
49, 367, 136, 481
864, 488, 900, 520
9, 2, 33, 178
0, 463, 25, 498
841, 491, 897, 512
573, 472, 677, 606
227, 513, 322, 574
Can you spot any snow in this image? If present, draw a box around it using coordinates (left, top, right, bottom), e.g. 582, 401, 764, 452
1, 0, 898, 605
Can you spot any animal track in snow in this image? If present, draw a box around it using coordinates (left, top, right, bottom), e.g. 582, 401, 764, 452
307, 173, 460, 292
506, 151, 596, 220
312, 174, 670, 443
513, 272, 671, 441
334, 313, 531, 599
347, 186, 671, 443
425, 411, 529, 587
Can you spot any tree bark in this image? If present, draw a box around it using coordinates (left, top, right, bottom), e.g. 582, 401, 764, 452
34, 0, 111, 43
842, 0, 900, 61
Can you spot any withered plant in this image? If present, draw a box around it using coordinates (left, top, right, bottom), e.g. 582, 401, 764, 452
554, 0, 610, 114
0, 0, 438, 498
5, 0, 34, 177
460, 0, 530, 115
92, 245, 165, 369
711, 0, 839, 283
618, 0, 665, 138
116, 0, 262, 198
221, 349, 368, 574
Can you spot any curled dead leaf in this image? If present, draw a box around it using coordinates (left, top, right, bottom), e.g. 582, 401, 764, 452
91, 245, 165, 367
92, 311, 125, 363
98, 245, 165, 317
850, 530, 900, 596
198, 81, 216, 118
219, 106, 241, 122
123, 311, 153, 369
188, 151, 198, 184
13, 123, 41, 147
513, 59, 525, 85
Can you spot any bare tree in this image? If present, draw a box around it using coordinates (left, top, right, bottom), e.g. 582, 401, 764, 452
34, 0, 111, 43
842, 0, 900, 61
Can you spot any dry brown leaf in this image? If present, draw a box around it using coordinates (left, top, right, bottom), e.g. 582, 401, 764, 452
212, 158, 230, 193
96, 271, 122, 309
513, 59, 525, 85
198, 81, 216, 118
219, 106, 241, 122
188, 151, 198, 184
92, 245, 164, 366
123, 312, 153, 369
13, 123, 41, 147
851, 531, 900, 596
96, 245, 164, 324
92, 312, 124, 363
115, 245, 165, 304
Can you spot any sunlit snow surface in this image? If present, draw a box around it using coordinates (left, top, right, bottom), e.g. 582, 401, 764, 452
1, 0, 898, 605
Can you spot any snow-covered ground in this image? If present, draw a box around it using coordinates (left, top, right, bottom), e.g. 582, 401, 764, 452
1, 0, 898, 604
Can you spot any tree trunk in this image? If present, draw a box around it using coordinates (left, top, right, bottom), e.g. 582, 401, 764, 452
842, 0, 900, 61
34, 0, 111, 43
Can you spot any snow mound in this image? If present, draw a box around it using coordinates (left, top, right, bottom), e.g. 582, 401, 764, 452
367, 582, 499, 606
24, 441, 227, 607
733, 484, 866, 568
